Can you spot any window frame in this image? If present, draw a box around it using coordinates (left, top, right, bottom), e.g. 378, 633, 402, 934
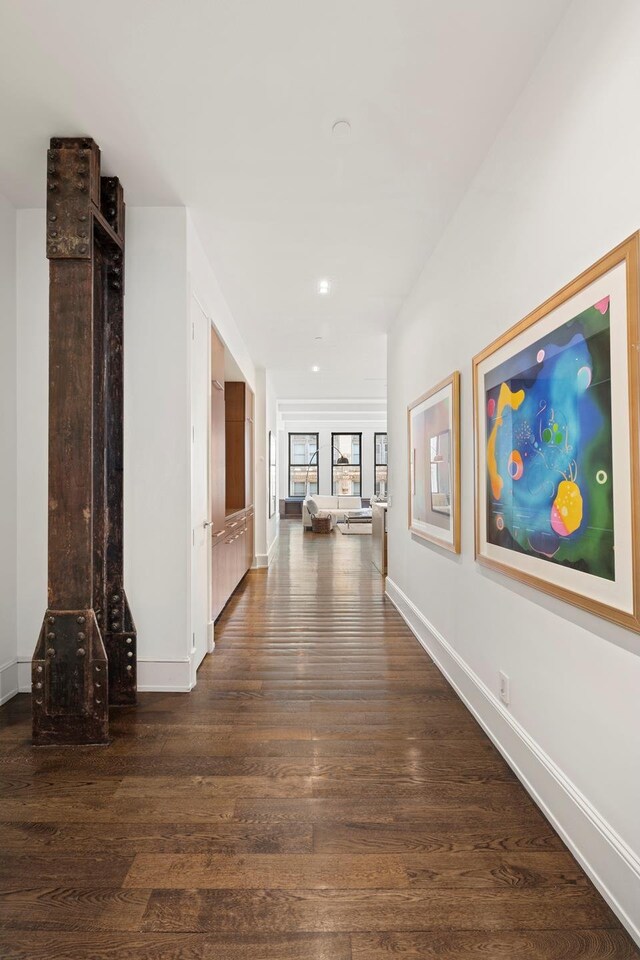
288, 432, 319, 498
374, 431, 388, 498
331, 432, 362, 497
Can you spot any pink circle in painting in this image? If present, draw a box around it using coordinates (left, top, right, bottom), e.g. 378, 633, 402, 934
594, 296, 610, 315
496, 516, 504, 530
537, 349, 545, 363
487, 398, 496, 418
550, 503, 570, 537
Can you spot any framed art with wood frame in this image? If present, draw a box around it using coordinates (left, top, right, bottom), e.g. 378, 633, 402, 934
408, 371, 461, 553
473, 232, 640, 632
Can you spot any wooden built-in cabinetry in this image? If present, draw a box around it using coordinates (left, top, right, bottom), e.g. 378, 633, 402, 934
225, 381, 254, 513
211, 506, 254, 621
210, 332, 255, 621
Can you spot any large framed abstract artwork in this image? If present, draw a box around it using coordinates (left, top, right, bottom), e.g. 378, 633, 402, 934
473, 234, 640, 631
408, 371, 460, 553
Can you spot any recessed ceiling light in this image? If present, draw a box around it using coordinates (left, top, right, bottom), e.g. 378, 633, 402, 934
311, 365, 320, 373
332, 119, 351, 140
314, 335, 323, 341
317, 279, 331, 296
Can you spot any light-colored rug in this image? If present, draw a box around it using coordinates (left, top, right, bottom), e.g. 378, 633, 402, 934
337, 522, 372, 535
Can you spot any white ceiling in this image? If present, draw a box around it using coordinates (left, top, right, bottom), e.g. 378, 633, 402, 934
0, 0, 570, 399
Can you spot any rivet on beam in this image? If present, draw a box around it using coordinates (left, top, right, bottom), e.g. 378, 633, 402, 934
77, 648, 86, 657
47, 632, 55, 640
47, 648, 55, 657
77, 616, 86, 625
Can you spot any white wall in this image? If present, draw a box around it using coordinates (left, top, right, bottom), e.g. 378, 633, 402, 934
254, 369, 279, 566
386, 0, 640, 940
13, 206, 255, 695
279, 421, 387, 501
15, 211, 47, 691
124, 208, 191, 689
186, 213, 255, 393
0, 191, 17, 704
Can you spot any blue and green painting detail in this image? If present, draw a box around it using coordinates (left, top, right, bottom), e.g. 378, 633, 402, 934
484, 296, 614, 580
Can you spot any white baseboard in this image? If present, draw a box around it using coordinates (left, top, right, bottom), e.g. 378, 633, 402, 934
0, 658, 19, 705
207, 620, 215, 654
138, 657, 194, 692
254, 533, 279, 569
385, 576, 640, 947
12, 655, 196, 696
18, 658, 31, 694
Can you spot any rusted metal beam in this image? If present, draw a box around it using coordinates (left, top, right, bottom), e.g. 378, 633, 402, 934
32, 137, 136, 745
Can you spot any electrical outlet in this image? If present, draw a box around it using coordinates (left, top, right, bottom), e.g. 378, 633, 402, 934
499, 671, 510, 706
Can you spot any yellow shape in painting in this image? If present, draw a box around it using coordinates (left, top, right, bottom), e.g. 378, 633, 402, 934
553, 480, 583, 535
487, 383, 525, 500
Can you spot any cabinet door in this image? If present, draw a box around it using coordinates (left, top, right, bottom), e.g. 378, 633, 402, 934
210, 328, 226, 533
244, 387, 254, 508
245, 511, 254, 572
211, 539, 223, 621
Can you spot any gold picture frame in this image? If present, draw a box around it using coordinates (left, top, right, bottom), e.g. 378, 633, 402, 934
473, 233, 640, 632
408, 371, 461, 553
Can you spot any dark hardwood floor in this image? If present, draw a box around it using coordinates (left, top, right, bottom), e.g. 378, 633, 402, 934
0, 521, 637, 958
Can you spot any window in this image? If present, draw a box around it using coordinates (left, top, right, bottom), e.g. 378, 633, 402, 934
331, 433, 362, 496
374, 432, 388, 498
288, 433, 318, 497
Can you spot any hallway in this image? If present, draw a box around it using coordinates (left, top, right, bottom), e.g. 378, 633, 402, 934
0, 522, 637, 958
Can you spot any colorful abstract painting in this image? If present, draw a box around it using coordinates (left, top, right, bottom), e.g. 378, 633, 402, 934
484, 297, 613, 580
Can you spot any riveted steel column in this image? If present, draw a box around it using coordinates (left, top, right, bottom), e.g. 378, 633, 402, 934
32, 137, 136, 745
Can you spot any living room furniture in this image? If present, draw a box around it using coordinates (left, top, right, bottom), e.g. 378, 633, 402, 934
280, 498, 303, 518
302, 496, 363, 529
311, 514, 334, 534
372, 501, 388, 574
344, 508, 373, 528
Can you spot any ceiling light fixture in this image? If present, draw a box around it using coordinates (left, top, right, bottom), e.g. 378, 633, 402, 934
332, 119, 351, 140
311, 365, 320, 373
317, 278, 331, 296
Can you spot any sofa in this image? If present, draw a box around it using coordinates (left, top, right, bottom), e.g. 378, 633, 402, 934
302, 495, 363, 530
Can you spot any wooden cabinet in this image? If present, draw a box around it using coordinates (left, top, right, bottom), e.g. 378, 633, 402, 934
210, 356, 254, 621
210, 328, 226, 535
211, 507, 254, 621
245, 508, 254, 572
225, 381, 254, 513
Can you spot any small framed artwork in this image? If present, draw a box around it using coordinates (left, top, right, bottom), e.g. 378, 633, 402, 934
268, 430, 277, 518
473, 233, 640, 632
408, 371, 461, 553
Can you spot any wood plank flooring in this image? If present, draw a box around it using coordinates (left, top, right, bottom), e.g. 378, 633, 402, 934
0, 521, 637, 959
